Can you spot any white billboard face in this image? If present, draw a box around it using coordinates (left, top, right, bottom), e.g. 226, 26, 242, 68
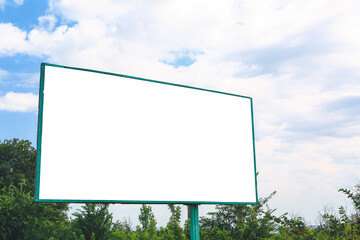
36, 63, 258, 204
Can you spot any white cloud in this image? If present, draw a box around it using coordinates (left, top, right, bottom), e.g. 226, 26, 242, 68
0, 23, 28, 55
0, 92, 38, 112
38, 15, 57, 31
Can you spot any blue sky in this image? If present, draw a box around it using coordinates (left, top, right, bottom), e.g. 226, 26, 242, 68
1, 0, 360, 227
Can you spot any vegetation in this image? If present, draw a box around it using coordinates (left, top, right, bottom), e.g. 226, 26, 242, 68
1, 138, 359, 239
0, 139, 69, 239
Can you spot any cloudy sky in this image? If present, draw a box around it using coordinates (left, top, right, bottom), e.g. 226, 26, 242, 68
1, 0, 360, 226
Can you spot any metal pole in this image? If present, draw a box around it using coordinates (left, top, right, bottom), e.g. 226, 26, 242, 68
189, 205, 200, 240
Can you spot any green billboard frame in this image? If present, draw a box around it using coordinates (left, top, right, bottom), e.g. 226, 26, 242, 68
35, 62, 258, 205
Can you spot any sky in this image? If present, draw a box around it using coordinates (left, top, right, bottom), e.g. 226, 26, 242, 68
1, 0, 360, 227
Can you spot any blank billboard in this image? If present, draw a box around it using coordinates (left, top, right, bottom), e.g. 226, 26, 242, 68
36, 63, 258, 204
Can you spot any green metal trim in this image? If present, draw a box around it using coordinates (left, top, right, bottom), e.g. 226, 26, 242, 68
189, 205, 200, 240
34, 199, 258, 205
36, 62, 259, 205
250, 98, 259, 204
41, 62, 252, 100
35, 63, 46, 200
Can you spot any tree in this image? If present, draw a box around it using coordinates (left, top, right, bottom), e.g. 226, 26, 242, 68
139, 204, 155, 231
339, 182, 360, 218
0, 138, 69, 240
0, 139, 36, 192
272, 214, 314, 240
71, 203, 119, 240
136, 204, 158, 240
162, 204, 185, 240
200, 191, 280, 239
0, 183, 70, 239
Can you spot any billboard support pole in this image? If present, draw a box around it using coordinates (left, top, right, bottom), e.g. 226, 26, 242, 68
188, 204, 200, 240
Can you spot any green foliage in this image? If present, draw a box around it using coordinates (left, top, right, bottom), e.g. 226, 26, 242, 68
339, 186, 360, 208
139, 204, 156, 231
157, 205, 186, 240
271, 182, 360, 240
166, 204, 185, 240
184, 218, 190, 239
339, 183, 360, 219
71, 203, 119, 240
200, 191, 279, 239
271, 215, 314, 240
110, 228, 138, 240
338, 183, 360, 237
135, 205, 158, 239
314, 206, 360, 239
0, 138, 69, 240
109, 218, 139, 240
0, 139, 37, 192
0, 182, 69, 239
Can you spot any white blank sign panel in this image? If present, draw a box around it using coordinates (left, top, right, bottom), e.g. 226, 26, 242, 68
36, 63, 258, 204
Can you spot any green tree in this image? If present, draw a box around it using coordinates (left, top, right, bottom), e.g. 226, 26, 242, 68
136, 204, 158, 240
200, 191, 280, 239
110, 218, 139, 240
339, 182, 360, 221
0, 139, 36, 192
139, 204, 155, 231
0, 138, 69, 240
184, 218, 190, 239
0, 182, 70, 239
308, 183, 360, 239
271, 215, 314, 240
158, 205, 185, 240
71, 203, 119, 240
271, 182, 360, 240
166, 204, 185, 240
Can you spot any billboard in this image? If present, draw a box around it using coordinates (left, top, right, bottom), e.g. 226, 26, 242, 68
36, 63, 258, 204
